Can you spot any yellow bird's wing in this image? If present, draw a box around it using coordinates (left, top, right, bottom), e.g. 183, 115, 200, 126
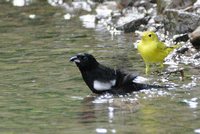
156, 41, 167, 50
156, 41, 179, 54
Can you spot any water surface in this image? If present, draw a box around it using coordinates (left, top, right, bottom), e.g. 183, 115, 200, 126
0, 1, 200, 134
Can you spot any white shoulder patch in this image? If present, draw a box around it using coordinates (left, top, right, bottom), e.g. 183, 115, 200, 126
93, 80, 116, 91
132, 76, 148, 83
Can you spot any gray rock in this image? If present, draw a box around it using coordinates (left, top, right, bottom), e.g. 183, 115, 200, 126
164, 9, 200, 34
157, 0, 172, 14
189, 26, 200, 50
194, 0, 200, 8
157, 0, 197, 14
167, 0, 195, 10
173, 33, 189, 43
157, 0, 200, 34
116, 17, 150, 33
177, 47, 189, 54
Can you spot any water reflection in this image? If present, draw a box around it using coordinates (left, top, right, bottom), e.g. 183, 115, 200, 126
195, 128, 200, 134
79, 14, 96, 28
12, 0, 31, 7
182, 98, 198, 109
29, 14, 36, 19
78, 95, 141, 133
64, 13, 71, 20
96, 128, 108, 133
75, 87, 200, 133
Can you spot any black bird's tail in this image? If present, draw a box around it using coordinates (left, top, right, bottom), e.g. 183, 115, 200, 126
116, 73, 169, 94
134, 82, 169, 91
111, 83, 169, 95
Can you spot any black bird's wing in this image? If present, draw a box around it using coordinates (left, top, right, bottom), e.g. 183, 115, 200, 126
92, 64, 117, 81
82, 64, 117, 94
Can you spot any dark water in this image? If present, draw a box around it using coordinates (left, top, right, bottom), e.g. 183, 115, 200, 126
0, 1, 200, 134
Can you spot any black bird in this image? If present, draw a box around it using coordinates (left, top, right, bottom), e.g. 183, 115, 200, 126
70, 53, 165, 95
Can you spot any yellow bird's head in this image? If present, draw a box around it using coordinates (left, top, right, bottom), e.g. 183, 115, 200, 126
141, 31, 159, 42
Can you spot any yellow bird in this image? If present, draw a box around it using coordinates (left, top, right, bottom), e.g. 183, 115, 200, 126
137, 31, 178, 75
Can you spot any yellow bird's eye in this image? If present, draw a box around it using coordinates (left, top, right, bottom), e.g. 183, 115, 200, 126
148, 34, 151, 37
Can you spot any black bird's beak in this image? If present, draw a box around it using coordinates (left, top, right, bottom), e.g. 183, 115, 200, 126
69, 56, 80, 63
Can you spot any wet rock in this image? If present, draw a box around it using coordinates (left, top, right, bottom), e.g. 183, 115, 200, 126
177, 47, 189, 54
134, 0, 153, 9
93, 0, 152, 33
173, 33, 189, 43
48, 0, 63, 6
116, 17, 149, 33
72, 1, 93, 12
194, 52, 200, 59
95, 1, 119, 19
189, 26, 200, 50
117, 6, 146, 25
50, 1, 94, 13
113, 1, 150, 33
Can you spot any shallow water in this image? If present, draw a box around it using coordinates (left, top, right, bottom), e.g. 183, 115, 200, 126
0, 1, 200, 134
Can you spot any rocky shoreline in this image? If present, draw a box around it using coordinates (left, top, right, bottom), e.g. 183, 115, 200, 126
53, 0, 200, 50
12, 0, 200, 67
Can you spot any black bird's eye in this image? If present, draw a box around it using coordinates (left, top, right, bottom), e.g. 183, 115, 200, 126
83, 56, 88, 61
148, 34, 151, 37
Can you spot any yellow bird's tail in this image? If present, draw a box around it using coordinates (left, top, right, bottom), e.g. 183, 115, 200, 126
166, 43, 180, 54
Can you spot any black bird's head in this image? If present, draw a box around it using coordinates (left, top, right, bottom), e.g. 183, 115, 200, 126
70, 53, 99, 70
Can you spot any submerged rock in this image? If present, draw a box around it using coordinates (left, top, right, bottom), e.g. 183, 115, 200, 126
112, 98, 140, 112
